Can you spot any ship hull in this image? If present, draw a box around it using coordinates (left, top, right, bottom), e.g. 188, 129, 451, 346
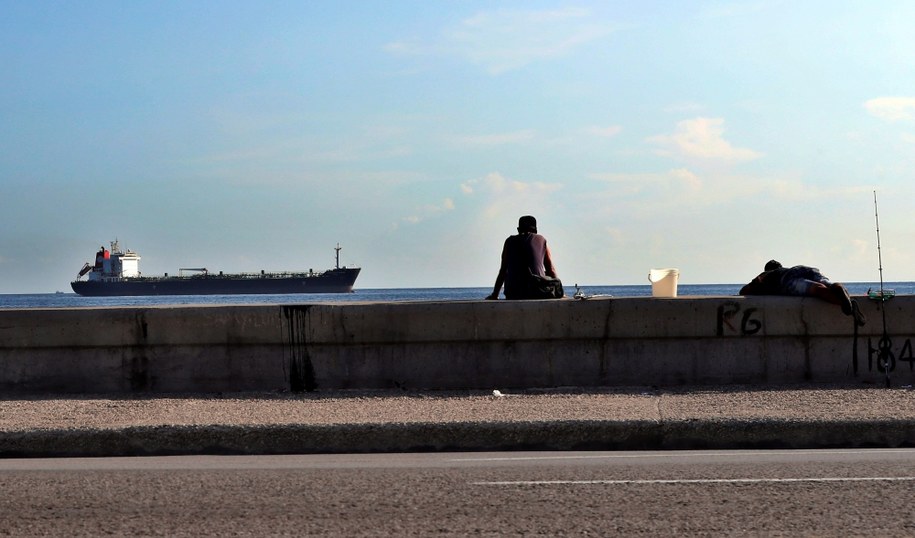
71, 268, 360, 297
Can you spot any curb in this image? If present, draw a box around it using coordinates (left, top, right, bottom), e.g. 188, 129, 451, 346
3, 418, 914, 458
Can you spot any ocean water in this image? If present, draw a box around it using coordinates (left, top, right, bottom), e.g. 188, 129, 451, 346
1, 282, 911, 309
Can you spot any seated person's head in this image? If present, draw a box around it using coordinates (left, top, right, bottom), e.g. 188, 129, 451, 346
517, 215, 537, 234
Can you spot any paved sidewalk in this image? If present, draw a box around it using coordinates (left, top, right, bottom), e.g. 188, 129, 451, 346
1, 384, 914, 457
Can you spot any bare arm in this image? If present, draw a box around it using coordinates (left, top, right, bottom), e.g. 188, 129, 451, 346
486, 242, 509, 299
739, 274, 764, 295
487, 270, 505, 300
544, 243, 557, 278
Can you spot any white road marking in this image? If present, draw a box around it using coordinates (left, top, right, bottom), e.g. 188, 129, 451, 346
451, 449, 915, 463
474, 476, 915, 486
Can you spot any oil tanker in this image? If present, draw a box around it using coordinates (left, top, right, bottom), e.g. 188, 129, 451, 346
71, 240, 360, 296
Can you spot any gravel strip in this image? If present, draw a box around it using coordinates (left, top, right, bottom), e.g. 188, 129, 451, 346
2, 385, 912, 433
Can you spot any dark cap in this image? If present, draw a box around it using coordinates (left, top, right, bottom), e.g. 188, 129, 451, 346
764, 259, 783, 271
518, 215, 537, 233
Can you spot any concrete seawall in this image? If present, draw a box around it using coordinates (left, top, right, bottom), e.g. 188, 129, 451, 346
1, 296, 913, 393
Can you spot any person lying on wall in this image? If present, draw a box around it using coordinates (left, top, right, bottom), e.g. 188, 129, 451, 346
486, 215, 564, 300
740, 260, 866, 326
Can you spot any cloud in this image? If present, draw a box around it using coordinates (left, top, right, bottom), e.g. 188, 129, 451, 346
648, 117, 762, 162
458, 172, 564, 225
669, 168, 702, 189
583, 167, 864, 218
461, 172, 562, 197
386, 8, 615, 75
393, 173, 564, 243
401, 197, 456, 225
865, 97, 915, 122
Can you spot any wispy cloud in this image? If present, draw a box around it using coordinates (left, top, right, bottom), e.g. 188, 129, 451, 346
402, 197, 455, 225
648, 117, 762, 162
386, 8, 615, 75
461, 172, 562, 197
459, 172, 564, 231
864, 97, 915, 122
396, 172, 564, 234
591, 164, 865, 209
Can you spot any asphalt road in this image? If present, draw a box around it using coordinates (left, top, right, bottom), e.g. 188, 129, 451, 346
1, 449, 914, 536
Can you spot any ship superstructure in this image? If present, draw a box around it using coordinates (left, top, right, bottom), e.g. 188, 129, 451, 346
77, 240, 141, 282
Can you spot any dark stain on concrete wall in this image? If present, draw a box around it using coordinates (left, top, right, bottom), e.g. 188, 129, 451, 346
127, 354, 150, 391
283, 306, 317, 392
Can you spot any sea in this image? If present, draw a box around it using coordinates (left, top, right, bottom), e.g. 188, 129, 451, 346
1, 282, 912, 309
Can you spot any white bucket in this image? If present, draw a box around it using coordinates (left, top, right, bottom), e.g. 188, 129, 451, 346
648, 268, 679, 298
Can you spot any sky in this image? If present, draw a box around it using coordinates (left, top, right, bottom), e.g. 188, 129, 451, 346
3, 1, 915, 293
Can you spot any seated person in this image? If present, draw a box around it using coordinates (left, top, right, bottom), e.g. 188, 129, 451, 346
486, 215, 561, 300
740, 260, 865, 326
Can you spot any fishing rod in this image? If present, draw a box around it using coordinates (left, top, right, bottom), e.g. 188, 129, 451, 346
871, 191, 894, 387
875, 191, 886, 299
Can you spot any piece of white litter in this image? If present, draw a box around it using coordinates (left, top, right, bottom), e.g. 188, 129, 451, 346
492, 390, 503, 397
